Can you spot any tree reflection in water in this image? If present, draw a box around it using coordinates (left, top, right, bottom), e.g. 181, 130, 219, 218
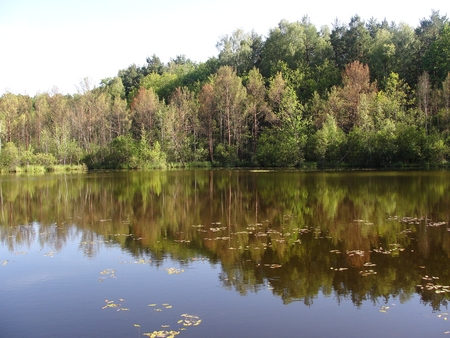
1, 170, 450, 311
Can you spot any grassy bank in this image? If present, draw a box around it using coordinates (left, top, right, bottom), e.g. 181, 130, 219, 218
0, 164, 88, 174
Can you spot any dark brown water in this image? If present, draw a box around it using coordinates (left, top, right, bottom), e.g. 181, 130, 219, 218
2, 170, 450, 337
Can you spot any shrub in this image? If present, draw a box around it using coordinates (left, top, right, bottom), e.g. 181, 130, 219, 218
0, 142, 20, 171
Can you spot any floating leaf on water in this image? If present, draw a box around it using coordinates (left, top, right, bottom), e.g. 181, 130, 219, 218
1, 260, 9, 266
179, 313, 201, 327
133, 324, 140, 327
101, 299, 121, 310
100, 268, 116, 276
359, 269, 377, 276
210, 227, 226, 232
148, 304, 157, 307
347, 250, 364, 256
134, 258, 147, 264
379, 305, 390, 313
161, 325, 170, 328
142, 330, 180, 338
154, 308, 163, 312
164, 268, 185, 275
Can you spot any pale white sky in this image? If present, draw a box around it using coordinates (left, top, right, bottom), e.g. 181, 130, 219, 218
0, 0, 448, 96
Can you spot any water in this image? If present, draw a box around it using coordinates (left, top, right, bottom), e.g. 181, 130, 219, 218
1, 170, 450, 337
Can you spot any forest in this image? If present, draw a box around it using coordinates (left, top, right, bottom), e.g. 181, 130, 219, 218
0, 11, 449, 170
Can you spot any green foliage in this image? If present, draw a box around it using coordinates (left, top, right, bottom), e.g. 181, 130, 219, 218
2, 12, 450, 171
0, 142, 20, 171
100, 77, 126, 100
139, 72, 180, 101
372, 119, 398, 165
369, 29, 396, 88
424, 132, 449, 164
0, 144, 67, 172
424, 23, 450, 85
214, 144, 238, 166
137, 136, 167, 169
395, 124, 426, 163
28, 152, 58, 167
217, 29, 259, 75
256, 128, 301, 167
310, 114, 346, 164
96, 134, 167, 169
118, 64, 145, 100
103, 135, 138, 169
330, 15, 371, 69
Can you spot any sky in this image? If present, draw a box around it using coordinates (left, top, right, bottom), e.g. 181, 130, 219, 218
0, 0, 448, 96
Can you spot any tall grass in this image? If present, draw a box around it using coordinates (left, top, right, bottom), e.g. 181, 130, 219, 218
0, 164, 88, 174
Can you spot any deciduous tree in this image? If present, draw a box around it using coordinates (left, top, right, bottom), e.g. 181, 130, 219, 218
198, 83, 216, 161
211, 66, 247, 159
246, 68, 269, 156
130, 87, 160, 141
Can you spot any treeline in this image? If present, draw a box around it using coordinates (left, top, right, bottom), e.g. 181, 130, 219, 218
1, 12, 450, 169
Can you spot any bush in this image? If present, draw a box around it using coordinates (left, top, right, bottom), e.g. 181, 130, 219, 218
138, 141, 167, 169
256, 130, 300, 167
103, 135, 138, 169
32, 152, 58, 167
214, 144, 238, 166
0, 142, 20, 171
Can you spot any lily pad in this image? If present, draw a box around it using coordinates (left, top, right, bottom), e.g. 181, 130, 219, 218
180, 314, 202, 326
142, 330, 180, 338
164, 268, 184, 275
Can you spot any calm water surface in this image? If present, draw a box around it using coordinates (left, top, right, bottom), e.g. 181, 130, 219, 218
2, 170, 450, 337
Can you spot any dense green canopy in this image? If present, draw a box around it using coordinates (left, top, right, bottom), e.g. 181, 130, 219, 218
1, 12, 450, 169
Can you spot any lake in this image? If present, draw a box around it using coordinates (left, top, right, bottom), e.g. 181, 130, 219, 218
2, 170, 450, 337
